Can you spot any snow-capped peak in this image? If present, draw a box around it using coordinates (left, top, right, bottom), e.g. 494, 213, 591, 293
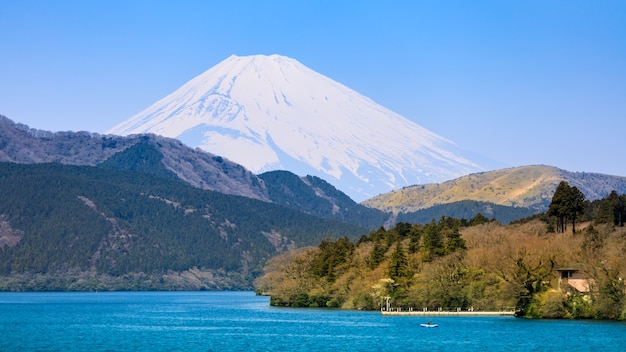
108, 54, 482, 201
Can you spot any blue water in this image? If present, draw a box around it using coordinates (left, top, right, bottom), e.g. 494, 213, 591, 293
0, 291, 624, 351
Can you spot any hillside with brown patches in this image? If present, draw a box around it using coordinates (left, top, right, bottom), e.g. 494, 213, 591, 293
362, 165, 626, 213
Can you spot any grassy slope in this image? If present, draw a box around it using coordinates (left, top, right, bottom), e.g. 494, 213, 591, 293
362, 165, 626, 213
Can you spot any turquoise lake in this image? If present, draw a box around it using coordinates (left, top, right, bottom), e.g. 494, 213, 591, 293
1, 291, 625, 351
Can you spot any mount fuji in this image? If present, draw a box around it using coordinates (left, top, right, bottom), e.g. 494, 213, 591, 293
107, 54, 482, 201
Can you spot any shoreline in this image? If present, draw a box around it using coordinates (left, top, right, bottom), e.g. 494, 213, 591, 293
381, 310, 516, 316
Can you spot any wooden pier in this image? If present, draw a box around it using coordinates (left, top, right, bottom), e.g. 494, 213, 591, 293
381, 308, 516, 316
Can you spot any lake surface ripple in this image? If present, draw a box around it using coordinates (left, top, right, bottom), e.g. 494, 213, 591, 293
1, 291, 625, 351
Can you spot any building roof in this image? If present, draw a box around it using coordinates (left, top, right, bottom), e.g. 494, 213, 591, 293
556, 263, 587, 272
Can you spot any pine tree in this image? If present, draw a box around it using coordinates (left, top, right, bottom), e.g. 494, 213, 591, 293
470, 213, 490, 226
613, 193, 626, 226
444, 226, 466, 254
368, 239, 387, 270
311, 237, 354, 282
548, 181, 570, 233
595, 191, 626, 227
566, 185, 586, 234
407, 225, 422, 254
548, 181, 587, 233
596, 192, 617, 224
387, 242, 409, 281
422, 219, 444, 262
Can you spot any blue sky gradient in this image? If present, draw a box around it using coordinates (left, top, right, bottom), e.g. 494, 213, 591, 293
1, 0, 625, 176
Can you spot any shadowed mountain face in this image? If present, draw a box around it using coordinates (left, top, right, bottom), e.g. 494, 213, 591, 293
108, 54, 482, 201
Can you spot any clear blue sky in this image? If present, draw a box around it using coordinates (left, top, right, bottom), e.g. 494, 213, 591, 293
1, 0, 625, 176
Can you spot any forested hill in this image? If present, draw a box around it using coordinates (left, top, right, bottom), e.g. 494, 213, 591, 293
0, 162, 367, 291
0, 115, 387, 230
255, 194, 626, 319
397, 200, 537, 225
258, 170, 389, 230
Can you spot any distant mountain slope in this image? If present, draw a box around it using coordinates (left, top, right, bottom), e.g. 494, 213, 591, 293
397, 200, 538, 225
258, 171, 389, 229
0, 115, 384, 229
363, 165, 626, 213
0, 115, 268, 201
0, 162, 367, 290
107, 54, 482, 201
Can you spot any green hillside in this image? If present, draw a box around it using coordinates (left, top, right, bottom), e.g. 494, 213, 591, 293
0, 162, 366, 291
259, 170, 389, 230
99, 140, 387, 230
397, 200, 538, 225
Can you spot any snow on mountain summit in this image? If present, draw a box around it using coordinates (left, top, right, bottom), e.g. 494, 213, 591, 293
108, 54, 482, 201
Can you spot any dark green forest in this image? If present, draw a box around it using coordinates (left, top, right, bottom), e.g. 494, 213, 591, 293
259, 170, 389, 229
0, 162, 366, 290
398, 200, 538, 225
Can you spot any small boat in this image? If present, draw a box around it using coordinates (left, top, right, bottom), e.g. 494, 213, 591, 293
420, 321, 438, 328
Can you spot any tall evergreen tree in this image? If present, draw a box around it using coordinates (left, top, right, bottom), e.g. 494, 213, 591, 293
407, 225, 422, 254
470, 213, 490, 226
612, 193, 626, 227
422, 219, 444, 261
548, 181, 587, 233
596, 192, 616, 224
566, 185, 586, 234
444, 226, 466, 254
387, 242, 409, 282
368, 239, 387, 270
311, 237, 354, 282
392, 222, 412, 239
595, 191, 626, 227
548, 181, 570, 233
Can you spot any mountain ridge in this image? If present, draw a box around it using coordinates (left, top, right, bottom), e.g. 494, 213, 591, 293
0, 115, 268, 201
5, 115, 626, 222
363, 165, 626, 214
0, 115, 384, 229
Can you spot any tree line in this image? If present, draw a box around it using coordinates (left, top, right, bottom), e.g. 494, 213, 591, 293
547, 180, 626, 233
255, 182, 626, 320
